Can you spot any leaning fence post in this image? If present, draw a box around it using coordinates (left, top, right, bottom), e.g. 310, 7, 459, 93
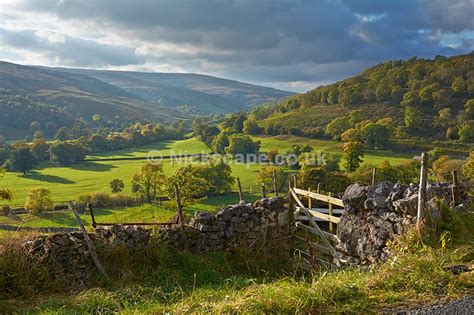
451, 170, 460, 206
417, 152, 428, 227
272, 169, 278, 196
174, 184, 186, 234
237, 177, 244, 201
371, 168, 377, 185
69, 201, 108, 278
87, 202, 97, 228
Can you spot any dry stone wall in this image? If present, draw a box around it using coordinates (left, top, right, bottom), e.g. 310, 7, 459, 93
19, 197, 291, 283
335, 181, 466, 267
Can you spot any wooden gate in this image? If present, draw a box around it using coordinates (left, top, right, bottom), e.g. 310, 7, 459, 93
289, 187, 344, 270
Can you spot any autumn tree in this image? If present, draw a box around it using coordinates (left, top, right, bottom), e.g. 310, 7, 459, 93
25, 187, 54, 213
164, 165, 209, 208
343, 141, 364, 172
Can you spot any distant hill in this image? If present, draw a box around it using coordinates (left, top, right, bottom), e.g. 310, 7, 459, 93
41, 67, 294, 115
254, 52, 474, 143
0, 61, 292, 139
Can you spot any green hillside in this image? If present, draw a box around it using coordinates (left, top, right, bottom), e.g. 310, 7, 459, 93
254, 52, 474, 144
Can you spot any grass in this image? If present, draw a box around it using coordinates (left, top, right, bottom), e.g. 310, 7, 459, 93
1, 211, 473, 313
1, 135, 419, 207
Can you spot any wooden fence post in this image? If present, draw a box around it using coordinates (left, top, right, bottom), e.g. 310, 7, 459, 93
417, 152, 428, 227
87, 202, 97, 228
293, 174, 297, 188
237, 177, 244, 201
316, 183, 321, 194
451, 170, 460, 206
260, 183, 266, 198
272, 169, 278, 196
328, 192, 334, 233
288, 182, 294, 225
69, 201, 107, 278
307, 188, 312, 209
371, 168, 377, 185
174, 185, 186, 235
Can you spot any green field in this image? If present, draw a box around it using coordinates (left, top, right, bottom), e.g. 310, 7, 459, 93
1, 136, 415, 207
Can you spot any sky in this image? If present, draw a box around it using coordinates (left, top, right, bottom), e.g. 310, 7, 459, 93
1, 0, 473, 92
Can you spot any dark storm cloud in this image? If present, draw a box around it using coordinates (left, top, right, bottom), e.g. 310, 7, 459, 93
2, 0, 473, 91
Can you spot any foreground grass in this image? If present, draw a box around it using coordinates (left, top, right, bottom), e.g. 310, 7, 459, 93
1, 210, 473, 313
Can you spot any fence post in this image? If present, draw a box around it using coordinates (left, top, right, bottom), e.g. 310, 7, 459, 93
288, 181, 294, 225
272, 169, 278, 196
328, 192, 334, 233
260, 183, 267, 198
69, 201, 108, 278
307, 188, 312, 209
87, 202, 97, 228
293, 174, 298, 188
417, 152, 428, 227
451, 170, 460, 206
371, 168, 377, 185
237, 177, 244, 201
317, 183, 321, 194
174, 184, 186, 236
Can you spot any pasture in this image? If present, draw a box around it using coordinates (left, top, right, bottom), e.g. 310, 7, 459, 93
1, 135, 414, 207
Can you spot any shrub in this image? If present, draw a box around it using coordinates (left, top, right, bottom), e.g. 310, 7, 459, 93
77, 191, 112, 208
110, 179, 125, 193
24, 187, 54, 213
110, 193, 135, 208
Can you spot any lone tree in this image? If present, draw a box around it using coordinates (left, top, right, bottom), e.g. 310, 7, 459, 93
343, 141, 364, 172
4, 147, 37, 174
25, 187, 54, 213
110, 179, 125, 193
131, 162, 165, 203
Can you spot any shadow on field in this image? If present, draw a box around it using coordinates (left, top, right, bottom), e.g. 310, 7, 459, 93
69, 161, 116, 172
21, 172, 75, 184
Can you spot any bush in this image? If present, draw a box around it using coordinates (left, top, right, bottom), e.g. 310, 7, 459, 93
77, 191, 112, 208
24, 187, 54, 213
110, 193, 135, 208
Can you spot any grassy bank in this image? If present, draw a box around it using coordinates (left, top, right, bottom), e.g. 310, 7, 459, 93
1, 210, 473, 313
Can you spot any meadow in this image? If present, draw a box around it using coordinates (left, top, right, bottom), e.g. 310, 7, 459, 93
1, 135, 414, 207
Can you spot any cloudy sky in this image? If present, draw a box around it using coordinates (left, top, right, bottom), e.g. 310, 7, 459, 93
1, 0, 473, 92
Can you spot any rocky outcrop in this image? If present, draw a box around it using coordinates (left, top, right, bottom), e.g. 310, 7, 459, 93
335, 181, 464, 267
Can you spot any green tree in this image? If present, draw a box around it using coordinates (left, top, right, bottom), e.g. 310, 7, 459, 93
110, 179, 125, 193
255, 166, 286, 193
25, 187, 54, 213
286, 144, 313, 169
325, 117, 351, 140
30, 138, 50, 161
225, 134, 260, 158
404, 106, 423, 131
360, 122, 391, 149
164, 165, 209, 208
4, 147, 37, 174
465, 99, 474, 118
49, 142, 87, 165
451, 76, 466, 95
459, 121, 474, 143
211, 128, 233, 154
242, 119, 263, 135
343, 141, 364, 172
194, 162, 234, 196
267, 147, 279, 165
131, 162, 165, 203
349, 110, 366, 126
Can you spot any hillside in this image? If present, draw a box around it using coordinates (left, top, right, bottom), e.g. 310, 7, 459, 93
254, 52, 474, 143
0, 62, 191, 138
41, 67, 294, 115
